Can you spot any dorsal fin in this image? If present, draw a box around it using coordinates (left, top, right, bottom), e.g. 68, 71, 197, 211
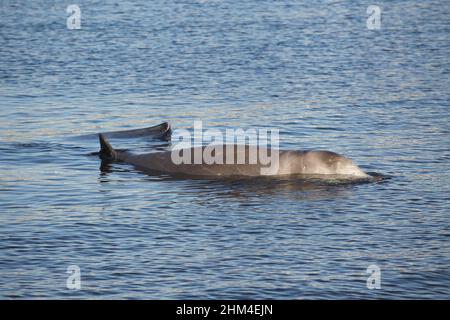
98, 134, 117, 160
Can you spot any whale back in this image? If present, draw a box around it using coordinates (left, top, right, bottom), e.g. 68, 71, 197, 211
97, 134, 370, 179
294, 150, 370, 177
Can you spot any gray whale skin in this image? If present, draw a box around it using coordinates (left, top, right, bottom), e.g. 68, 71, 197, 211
98, 129, 372, 180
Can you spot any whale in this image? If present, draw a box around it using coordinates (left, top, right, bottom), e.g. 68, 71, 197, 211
98, 134, 372, 179
71, 122, 172, 141
100, 121, 171, 140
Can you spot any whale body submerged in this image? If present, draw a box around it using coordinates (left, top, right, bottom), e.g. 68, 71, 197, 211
98, 133, 372, 180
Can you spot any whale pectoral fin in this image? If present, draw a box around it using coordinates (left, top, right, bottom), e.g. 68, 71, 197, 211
100, 122, 172, 140
99, 134, 117, 161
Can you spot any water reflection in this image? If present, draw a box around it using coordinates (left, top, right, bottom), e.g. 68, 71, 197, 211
97, 160, 378, 202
